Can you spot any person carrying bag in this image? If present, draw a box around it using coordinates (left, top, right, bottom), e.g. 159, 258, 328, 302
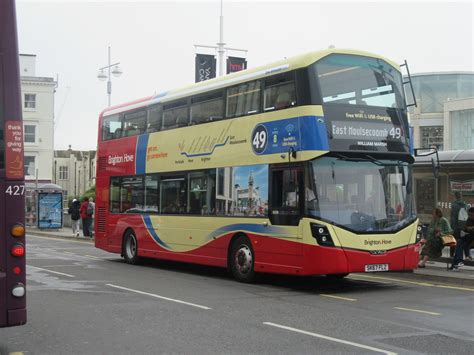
419, 208, 452, 268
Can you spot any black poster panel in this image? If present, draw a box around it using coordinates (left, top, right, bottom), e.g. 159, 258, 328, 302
226, 56, 247, 74
324, 104, 410, 154
195, 54, 216, 83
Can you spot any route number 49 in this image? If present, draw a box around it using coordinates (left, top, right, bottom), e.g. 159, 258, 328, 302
5, 185, 25, 196
252, 125, 268, 154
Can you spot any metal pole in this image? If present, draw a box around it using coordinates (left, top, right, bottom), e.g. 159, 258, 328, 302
107, 46, 112, 106
217, 0, 225, 76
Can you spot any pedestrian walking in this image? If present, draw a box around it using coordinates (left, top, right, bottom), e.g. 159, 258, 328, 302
80, 197, 92, 237
419, 208, 452, 268
68, 199, 81, 236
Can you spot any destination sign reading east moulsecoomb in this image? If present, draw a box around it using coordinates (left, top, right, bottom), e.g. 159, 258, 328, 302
332, 121, 403, 141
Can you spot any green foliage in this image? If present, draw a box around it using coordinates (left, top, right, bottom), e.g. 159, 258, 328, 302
81, 185, 96, 200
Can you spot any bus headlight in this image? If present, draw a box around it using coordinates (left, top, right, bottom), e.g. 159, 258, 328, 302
310, 223, 335, 247
415, 225, 423, 243
12, 283, 25, 298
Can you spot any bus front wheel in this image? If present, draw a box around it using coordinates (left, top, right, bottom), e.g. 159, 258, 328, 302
123, 230, 140, 265
230, 236, 255, 283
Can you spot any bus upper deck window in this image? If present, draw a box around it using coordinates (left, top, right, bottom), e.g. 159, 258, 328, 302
264, 75, 296, 111
102, 114, 122, 141
123, 110, 147, 137
147, 105, 162, 133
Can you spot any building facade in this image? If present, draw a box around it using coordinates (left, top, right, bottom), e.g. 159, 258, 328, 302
20, 54, 56, 183
53, 147, 97, 202
408, 72, 474, 151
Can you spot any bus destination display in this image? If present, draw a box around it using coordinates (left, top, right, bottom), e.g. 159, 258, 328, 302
324, 105, 410, 153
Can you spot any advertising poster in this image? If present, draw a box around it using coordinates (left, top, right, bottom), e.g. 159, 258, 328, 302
38, 192, 63, 229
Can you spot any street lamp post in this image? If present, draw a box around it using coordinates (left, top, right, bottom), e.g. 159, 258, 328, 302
97, 46, 122, 107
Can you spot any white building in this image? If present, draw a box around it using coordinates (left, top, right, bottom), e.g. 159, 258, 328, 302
53, 147, 97, 201
20, 54, 56, 183
408, 72, 474, 151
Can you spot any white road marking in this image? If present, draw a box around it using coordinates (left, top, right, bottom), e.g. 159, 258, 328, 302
394, 307, 441, 316
320, 294, 357, 302
28, 234, 92, 245
349, 274, 474, 292
84, 254, 102, 259
27, 265, 75, 278
263, 322, 397, 355
106, 284, 212, 310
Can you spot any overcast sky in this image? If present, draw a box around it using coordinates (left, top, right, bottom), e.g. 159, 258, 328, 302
17, 0, 473, 150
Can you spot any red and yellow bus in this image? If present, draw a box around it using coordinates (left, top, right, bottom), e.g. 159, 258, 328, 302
95, 48, 422, 282
1, 0, 27, 327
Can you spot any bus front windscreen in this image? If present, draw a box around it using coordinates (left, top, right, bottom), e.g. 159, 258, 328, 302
315, 54, 405, 109
306, 156, 415, 233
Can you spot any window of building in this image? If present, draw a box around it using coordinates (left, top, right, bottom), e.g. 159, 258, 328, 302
226, 81, 261, 117
147, 105, 163, 133
451, 109, 474, 150
102, 114, 122, 140
24, 124, 36, 143
24, 94, 36, 109
24, 156, 35, 176
59, 166, 68, 180
190, 91, 224, 125
163, 100, 188, 130
420, 126, 443, 150
123, 109, 147, 137
264, 74, 296, 111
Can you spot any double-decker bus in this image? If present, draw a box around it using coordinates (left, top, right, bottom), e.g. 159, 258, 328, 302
95, 48, 421, 282
0, 0, 27, 327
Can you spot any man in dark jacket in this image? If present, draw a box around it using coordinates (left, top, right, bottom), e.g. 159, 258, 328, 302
68, 199, 81, 236
450, 202, 471, 271
450, 192, 467, 256
462, 207, 474, 261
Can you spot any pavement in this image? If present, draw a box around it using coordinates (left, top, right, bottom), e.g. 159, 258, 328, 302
26, 226, 474, 287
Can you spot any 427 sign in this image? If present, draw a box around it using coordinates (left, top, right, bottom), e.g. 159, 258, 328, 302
5, 184, 25, 196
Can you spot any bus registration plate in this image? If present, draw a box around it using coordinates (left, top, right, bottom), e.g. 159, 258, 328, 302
365, 264, 389, 272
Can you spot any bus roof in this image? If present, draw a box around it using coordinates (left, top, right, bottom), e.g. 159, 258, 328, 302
101, 48, 400, 118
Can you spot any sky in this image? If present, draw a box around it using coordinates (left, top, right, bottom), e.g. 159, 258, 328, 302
16, 0, 473, 150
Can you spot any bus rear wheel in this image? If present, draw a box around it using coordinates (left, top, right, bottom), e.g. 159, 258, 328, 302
230, 236, 255, 283
123, 230, 140, 265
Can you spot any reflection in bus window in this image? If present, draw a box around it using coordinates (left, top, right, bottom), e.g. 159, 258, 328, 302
120, 176, 144, 213
264, 75, 296, 111
190, 92, 224, 125
226, 81, 261, 117
147, 105, 162, 133
163, 101, 188, 130
188, 170, 216, 214
145, 175, 159, 212
102, 114, 122, 140
160, 176, 187, 214
315, 54, 404, 109
123, 110, 147, 137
